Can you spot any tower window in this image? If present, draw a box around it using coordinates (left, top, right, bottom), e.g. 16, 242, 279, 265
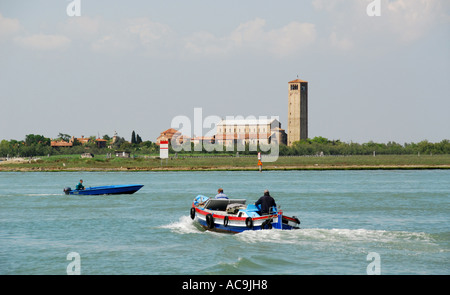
290, 84, 299, 90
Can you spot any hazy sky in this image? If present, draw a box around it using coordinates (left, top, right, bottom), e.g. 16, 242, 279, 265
1, 0, 449, 144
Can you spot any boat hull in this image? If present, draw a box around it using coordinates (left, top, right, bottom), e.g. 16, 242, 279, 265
66, 184, 144, 195
192, 205, 300, 234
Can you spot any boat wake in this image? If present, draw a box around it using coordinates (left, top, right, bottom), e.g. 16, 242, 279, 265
235, 227, 438, 251
158, 216, 203, 234
160, 217, 436, 246
3, 193, 63, 197
160, 217, 442, 254
28, 193, 62, 196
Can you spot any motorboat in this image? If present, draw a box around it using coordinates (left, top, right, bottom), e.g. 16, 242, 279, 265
190, 195, 300, 233
63, 184, 143, 195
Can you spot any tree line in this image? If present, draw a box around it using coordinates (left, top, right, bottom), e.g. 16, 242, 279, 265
1, 133, 448, 158
0, 131, 159, 157
278, 137, 450, 156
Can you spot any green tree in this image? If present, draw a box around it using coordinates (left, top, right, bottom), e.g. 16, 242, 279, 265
112, 136, 127, 149
310, 136, 330, 144
57, 133, 71, 142
131, 131, 136, 144
0, 140, 13, 157
25, 134, 50, 146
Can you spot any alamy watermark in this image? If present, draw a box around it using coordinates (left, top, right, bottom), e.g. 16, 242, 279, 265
66, 0, 81, 17
64, 251, 380, 274
366, 252, 381, 275
66, 252, 81, 275
170, 108, 280, 162
366, 0, 381, 17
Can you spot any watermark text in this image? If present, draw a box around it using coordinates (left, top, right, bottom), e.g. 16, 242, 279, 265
366, 252, 381, 275
366, 0, 381, 17
66, 0, 81, 17
170, 108, 280, 161
66, 252, 81, 275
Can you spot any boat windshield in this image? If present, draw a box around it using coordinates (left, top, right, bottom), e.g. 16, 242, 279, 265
204, 199, 246, 211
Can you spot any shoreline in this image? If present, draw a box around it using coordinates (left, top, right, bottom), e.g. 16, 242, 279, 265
1, 164, 449, 172
1, 154, 449, 172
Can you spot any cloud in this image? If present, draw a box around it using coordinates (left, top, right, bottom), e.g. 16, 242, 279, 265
266, 22, 316, 57
64, 16, 101, 38
14, 33, 71, 50
2, 14, 316, 58
0, 15, 174, 55
91, 34, 135, 53
183, 18, 316, 58
0, 13, 21, 39
91, 18, 175, 55
126, 18, 173, 45
0, 14, 71, 51
329, 31, 354, 51
184, 31, 228, 56
384, 0, 449, 42
313, 0, 450, 51
89, 17, 316, 58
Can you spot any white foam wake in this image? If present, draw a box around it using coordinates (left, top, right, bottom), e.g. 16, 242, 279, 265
158, 215, 202, 234
236, 227, 435, 246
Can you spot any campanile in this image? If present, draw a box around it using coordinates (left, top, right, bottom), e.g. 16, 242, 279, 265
287, 78, 308, 146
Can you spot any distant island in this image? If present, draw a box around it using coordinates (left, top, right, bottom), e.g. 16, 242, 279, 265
1, 132, 449, 158
1, 133, 449, 171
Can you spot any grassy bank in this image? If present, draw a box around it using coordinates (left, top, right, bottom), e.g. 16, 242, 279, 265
1, 154, 449, 171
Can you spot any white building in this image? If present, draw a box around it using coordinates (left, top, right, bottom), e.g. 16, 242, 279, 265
215, 118, 287, 147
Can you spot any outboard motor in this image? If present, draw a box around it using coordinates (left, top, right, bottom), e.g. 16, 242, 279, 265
63, 187, 72, 195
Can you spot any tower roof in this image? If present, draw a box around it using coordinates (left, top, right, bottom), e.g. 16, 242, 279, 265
288, 79, 308, 83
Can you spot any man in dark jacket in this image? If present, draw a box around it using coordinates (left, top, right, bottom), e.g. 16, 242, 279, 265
75, 179, 85, 190
255, 190, 276, 215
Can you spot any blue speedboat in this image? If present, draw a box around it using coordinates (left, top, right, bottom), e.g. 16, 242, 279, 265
190, 195, 300, 234
63, 184, 143, 195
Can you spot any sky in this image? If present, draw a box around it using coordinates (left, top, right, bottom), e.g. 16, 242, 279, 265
0, 0, 449, 144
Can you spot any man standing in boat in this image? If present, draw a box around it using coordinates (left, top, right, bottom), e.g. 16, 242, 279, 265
215, 188, 228, 199
255, 190, 276, 215
75, 179, 85, 190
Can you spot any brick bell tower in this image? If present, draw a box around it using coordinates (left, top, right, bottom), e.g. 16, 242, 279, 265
287, 78, 308, 146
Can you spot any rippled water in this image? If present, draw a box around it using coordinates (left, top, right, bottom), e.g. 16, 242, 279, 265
0, 170, 448, 274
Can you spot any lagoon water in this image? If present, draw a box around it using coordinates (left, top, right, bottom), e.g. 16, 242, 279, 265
0, 170, 448, 275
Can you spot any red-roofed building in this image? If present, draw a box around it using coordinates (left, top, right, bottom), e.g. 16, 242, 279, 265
96, 138, 107, 148
75, 136, 90, 145
50, 140, 73, 147
51, 135, 94, 148
156, 128, 187, 145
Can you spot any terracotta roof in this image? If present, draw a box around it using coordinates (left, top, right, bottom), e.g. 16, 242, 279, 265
156, 129, 185, 145
76, 138, 90, 144
51, 141, 73, 147
160, 128, 179, 135
288, 79, 308, 83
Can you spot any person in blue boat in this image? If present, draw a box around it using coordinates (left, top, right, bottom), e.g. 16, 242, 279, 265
75, 179, 85, 190
215, 188, 228, 199
255, 189, 276, 215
